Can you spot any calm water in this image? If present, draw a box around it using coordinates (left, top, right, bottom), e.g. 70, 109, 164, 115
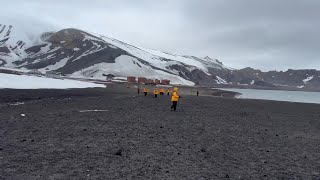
219, 88, 320, 104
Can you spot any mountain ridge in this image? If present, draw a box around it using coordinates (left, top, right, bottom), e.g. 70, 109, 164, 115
1, 25, 320, 89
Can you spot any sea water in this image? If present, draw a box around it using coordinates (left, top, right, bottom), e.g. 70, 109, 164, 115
218, 88, 320, 104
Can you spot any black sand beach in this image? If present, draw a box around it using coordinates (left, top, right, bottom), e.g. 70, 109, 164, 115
0, 85, 320, 179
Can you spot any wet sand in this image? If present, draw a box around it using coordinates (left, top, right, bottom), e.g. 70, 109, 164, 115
0, 85, 319, 179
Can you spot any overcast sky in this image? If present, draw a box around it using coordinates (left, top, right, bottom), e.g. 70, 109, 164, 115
2, 0, 320, 71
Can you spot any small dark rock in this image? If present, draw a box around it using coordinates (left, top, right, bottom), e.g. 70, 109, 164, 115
115, 150, 122, 156
226, 174, 230, 178
276, 134, 279, 137
20, 139, 27, 142
201, 148, 206, 152
31, 139, 34, 142
160, 126, 163, 129
83, 129, 87, 131
0, 148, 3, 151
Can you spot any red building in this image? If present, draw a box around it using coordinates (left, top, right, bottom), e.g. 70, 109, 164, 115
138, 77, 147, 84
147, 79, 154, 84
155, 79, 161, 84
127, 76, 136, 83
161, 79, 170, 85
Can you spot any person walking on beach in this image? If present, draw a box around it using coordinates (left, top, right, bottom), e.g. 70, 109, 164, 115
143, 87, 148, 96
171, 87, 180, 111
137, 87, 140, 94
197, 90, 199, 96
167, 88, 170, 96
160, 89, 164, 95
154, 88, 159, 98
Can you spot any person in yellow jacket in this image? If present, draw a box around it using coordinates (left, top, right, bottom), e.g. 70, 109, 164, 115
160, 89, 165, 95
154, 88, 159, 98
167, 88, 171, 96
171, 87, 180, 111
143, 87, 148, 96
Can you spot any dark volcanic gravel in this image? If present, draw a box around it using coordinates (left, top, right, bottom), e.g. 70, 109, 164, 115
0, 86, 320, 179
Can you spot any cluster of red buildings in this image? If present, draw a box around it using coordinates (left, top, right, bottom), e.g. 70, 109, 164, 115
127, 76, 170, 85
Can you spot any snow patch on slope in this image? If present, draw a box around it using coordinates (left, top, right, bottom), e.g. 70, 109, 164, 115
303, 76, 314, 84
0, 73, 104, 89
72, 55, 194, 86
97, 35, 230, 72
216, 76, 228, 84
39, 57, 71, 72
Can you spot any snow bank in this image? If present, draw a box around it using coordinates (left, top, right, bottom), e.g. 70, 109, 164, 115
0, 73, 105, 89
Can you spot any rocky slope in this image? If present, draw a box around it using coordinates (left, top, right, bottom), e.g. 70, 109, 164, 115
1, 24, 320, 89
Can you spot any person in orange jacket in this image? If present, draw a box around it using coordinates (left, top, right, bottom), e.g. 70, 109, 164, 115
154, 88, 159, 98
160, 89, 165, 95
171, 87, 180, 111
167, 88, 170, 96
143, 87, 148, 96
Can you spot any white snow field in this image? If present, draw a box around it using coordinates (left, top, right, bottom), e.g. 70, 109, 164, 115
72, 55, 195, 86
0, 73, 105, 89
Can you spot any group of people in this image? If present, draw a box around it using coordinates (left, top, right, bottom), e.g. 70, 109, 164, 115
137, 87, 181, 111
137, 86, 200, 111
153, 88, 170, 98
140, 87, 172, 98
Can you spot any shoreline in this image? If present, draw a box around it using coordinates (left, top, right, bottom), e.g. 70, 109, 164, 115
212, 83, 320, 92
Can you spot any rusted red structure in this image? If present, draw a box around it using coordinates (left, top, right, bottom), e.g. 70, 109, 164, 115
127, 76, 136, 83
161, 79, 170, 85
138, 77, 147, 84
147, 79, 154, 84
155, 79, 161, 84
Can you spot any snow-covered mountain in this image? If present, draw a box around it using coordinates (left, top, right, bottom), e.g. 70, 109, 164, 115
0, 24, 53, 67
0, 26, 230, 85
2, 24, 320, 89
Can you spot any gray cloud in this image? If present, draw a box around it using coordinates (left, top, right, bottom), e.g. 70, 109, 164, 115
1, 0, 320, 71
